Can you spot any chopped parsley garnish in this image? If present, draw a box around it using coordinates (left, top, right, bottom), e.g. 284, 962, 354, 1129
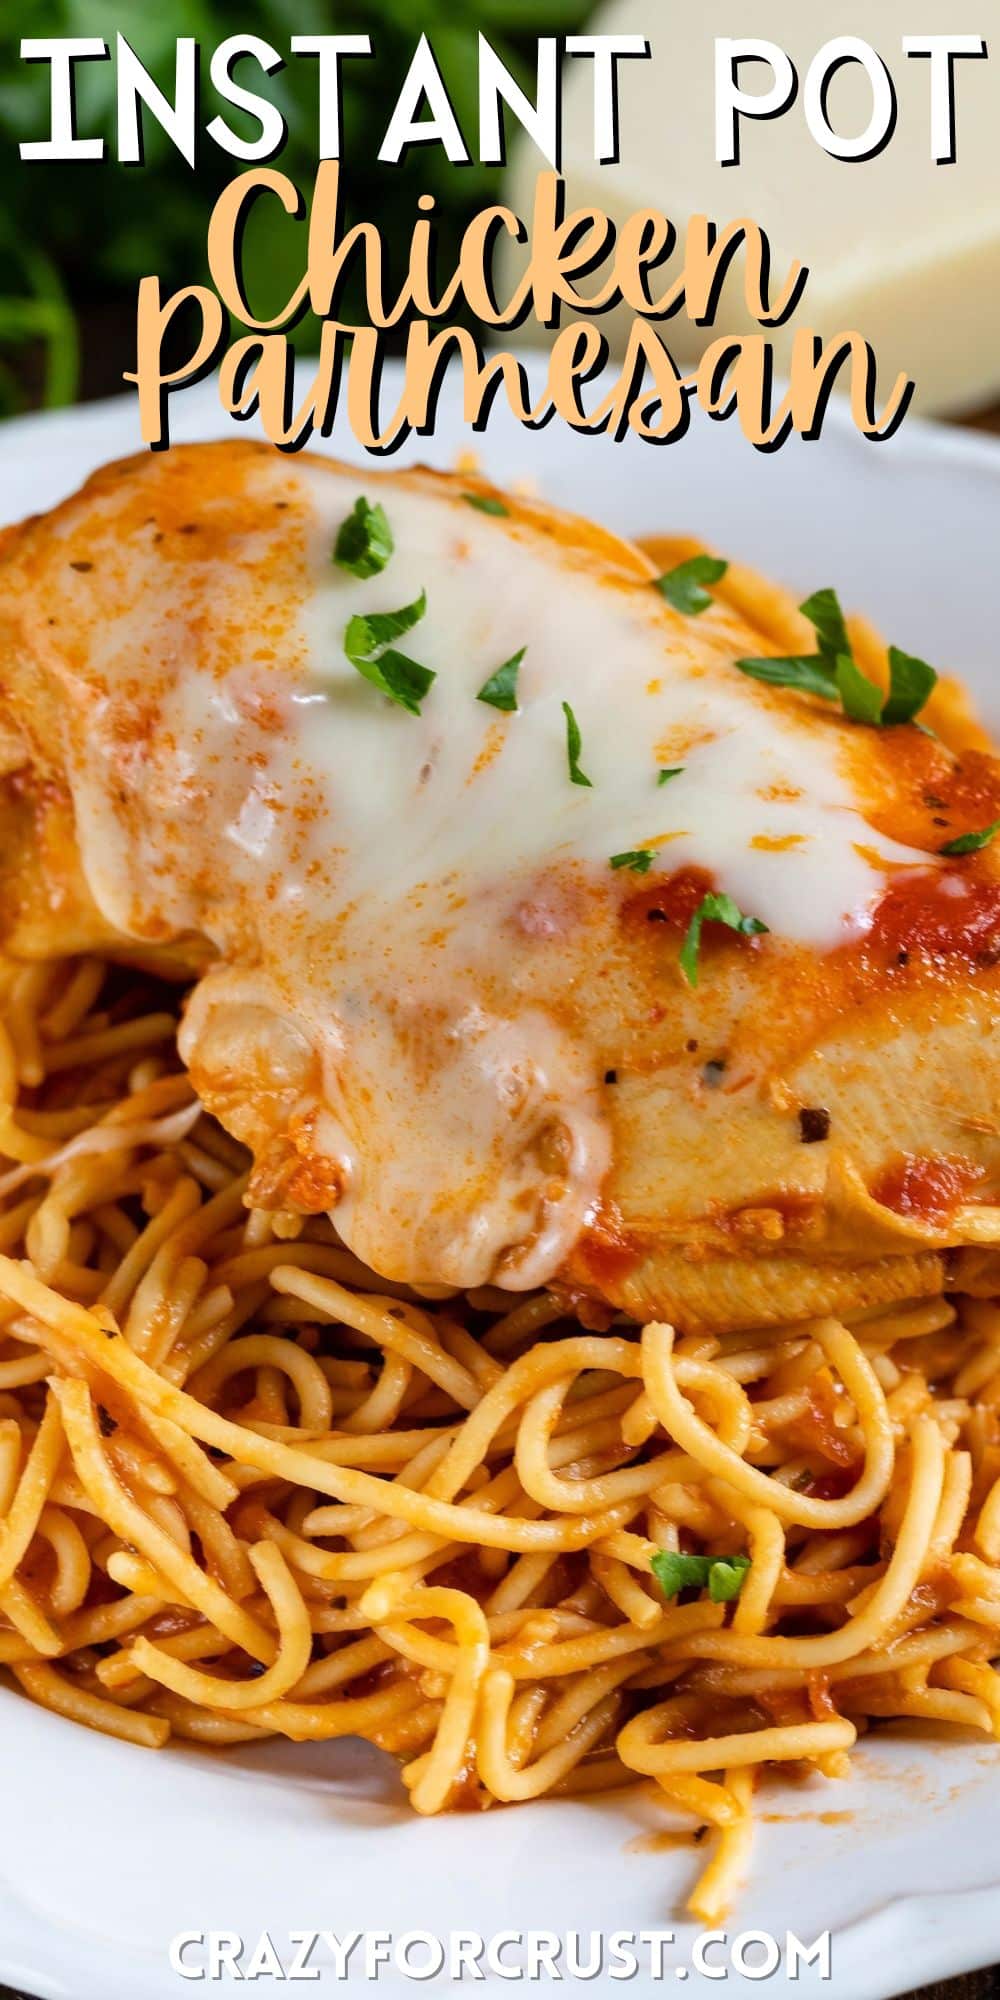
736, 588, 937, 728
658, 766, 685, 786
344, 591, 433, 716
835, 651, 884, 725
347, 648, 435, 716
651, 1549, 751, 1604
679, 892, 769, 989
610, 849, 654, 874
799, 585, 849, 661
476, 648, 524, 712
654, 555, 728, 616
562, 701, 592, 787
334, 497, 393, 579
734, 653, 843, 701
882, 648, 939, 727
940, 818, 1000, 856
464, 492, 509, 517
346, 592, 426, 657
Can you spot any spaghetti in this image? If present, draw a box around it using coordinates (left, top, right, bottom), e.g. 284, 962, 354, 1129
1, 950, 1000, 1919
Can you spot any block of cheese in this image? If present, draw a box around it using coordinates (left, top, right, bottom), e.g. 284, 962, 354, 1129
502, 0, 1000, 415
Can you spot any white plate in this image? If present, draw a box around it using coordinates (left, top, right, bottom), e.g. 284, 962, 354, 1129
1, 364, 999, 2000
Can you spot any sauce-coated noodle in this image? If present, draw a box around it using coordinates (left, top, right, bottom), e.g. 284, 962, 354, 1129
0, 950, 999, 1919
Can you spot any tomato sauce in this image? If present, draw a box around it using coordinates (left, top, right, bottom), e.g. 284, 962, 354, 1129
870, 1152, 984, 1223
570, 1203, 643, 1294
624, 864, 714, 932
864, 871, 1000, 974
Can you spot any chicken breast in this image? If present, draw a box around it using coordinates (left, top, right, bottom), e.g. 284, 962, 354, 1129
0, 442, 998, 1330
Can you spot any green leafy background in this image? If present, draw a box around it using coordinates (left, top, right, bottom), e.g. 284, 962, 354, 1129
0, 2, 593, 414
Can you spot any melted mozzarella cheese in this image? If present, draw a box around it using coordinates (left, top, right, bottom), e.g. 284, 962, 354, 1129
291, 480, 922, 942
57, 457, 933, 1290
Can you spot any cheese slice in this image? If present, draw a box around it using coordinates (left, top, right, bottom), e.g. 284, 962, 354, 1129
503, 0, 1000, 416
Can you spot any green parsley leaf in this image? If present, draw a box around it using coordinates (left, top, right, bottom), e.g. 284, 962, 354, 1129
835, 652, 884, 725
463, 492, 509, 517
610, 850, 654, 874
708, 1555, 752, 1602
334, 497, 394, 579
651, 1549, 751, 1605
736, 589, 848, 698
940, 817, 1000, 857
654, 555, 729, 616
562, 701, 593, 788
476, 648, 524, 713
736, 588, 938, 731
800, 586, 851, 667
344, 592, 433, 715
348, 647, 435, 717
734, 654, 839, 701
679, 892, 769, 989
658, 766, 685, 786
345, 591, 427, 660
882, 646, 938, 727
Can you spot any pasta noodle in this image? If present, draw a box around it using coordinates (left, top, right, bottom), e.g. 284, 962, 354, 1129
0, 950, 999, 1922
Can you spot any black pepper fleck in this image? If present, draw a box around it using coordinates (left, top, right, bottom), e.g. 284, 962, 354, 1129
97, 1404, 118, 1437
69, 559, 93, 573
798, 1107, 831, 1144
646, 909, 667, 924
604, 1069, 618, 1085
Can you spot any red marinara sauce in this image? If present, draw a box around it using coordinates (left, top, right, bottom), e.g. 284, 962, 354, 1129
870, 1153, 984, 1224
863, 870, 1000, 975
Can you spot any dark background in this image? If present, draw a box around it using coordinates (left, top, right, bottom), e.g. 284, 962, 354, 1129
0, 0, 594, 416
